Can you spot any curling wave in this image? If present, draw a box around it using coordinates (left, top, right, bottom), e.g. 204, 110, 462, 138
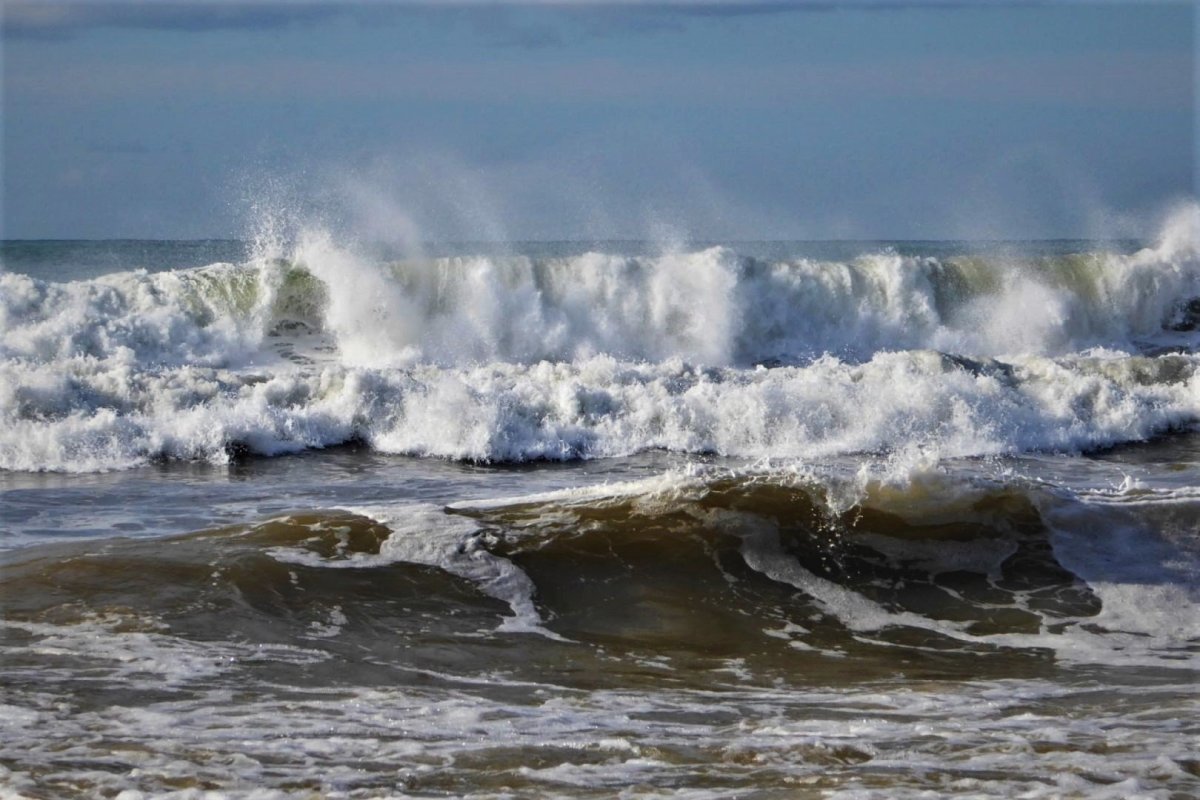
2, 206, 1199, 471
287, 220, 1200, 367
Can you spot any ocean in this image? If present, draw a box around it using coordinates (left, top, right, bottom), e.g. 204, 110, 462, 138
1, 210, 1198, 798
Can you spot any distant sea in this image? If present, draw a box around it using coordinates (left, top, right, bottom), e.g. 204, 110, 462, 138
2, 213, 1199, 797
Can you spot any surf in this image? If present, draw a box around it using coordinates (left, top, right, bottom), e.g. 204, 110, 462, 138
2, 204, 1199, 472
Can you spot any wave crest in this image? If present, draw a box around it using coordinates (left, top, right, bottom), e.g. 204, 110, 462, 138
3, 205, 1200, 471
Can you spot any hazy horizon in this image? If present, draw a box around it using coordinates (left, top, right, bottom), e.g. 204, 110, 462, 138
2, 1, 1196, 242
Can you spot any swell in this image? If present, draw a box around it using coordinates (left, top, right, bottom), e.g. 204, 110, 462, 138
6, 470, 1196, 669
0, 483, 1069, 654
450, 473, 1099, 648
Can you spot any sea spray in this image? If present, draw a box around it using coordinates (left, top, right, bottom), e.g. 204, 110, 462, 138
2, 204, 1199, 471
4, 223, 1200, 800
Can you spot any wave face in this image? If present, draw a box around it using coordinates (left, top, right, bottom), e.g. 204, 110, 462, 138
290, 227, 1200, 368
6, 467, 1198, 670
441, 465, 1200, 669
2, 206, 1199, 471
4, 464, 1197, 797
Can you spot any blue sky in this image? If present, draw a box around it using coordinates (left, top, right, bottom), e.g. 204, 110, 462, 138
2, 2, 1195, 241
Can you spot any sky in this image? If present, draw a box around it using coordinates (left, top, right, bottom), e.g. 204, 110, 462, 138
1, 1, 1196, 241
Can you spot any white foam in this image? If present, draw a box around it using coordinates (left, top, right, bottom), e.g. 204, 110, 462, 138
275, 503, 566, 639
0, 263, 269, 366
2, 348, 1197, 471
1, 612, 328, 686
1, 675, 1193, 798
446, 467, 712, 512
4, 205, 1200, 472
283, 222, 1200, 369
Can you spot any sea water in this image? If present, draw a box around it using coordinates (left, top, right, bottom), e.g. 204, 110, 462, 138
1, 209, 1198, 798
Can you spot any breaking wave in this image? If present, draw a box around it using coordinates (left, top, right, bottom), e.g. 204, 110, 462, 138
6, 464, 1197, 668
2, 204, 1199, 471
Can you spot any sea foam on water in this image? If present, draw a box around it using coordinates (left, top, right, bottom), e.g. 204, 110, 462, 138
1, 204, 1198, 472
3, 207, 1200, 799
